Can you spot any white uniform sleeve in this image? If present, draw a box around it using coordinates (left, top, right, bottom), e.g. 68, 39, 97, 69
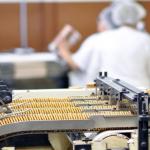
72, 34, 97, 71
145, 36, 150, 78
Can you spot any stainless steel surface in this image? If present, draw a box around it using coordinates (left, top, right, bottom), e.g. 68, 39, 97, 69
20, 1, 28, 48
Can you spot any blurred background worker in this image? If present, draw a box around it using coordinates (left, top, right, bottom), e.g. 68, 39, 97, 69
58, 1, 150, 89
58, 6, 117, 86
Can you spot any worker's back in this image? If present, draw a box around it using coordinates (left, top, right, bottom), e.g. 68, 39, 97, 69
94, 26, 150, 88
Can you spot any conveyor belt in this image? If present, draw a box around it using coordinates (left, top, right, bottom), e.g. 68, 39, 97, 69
0, 96, 138, 139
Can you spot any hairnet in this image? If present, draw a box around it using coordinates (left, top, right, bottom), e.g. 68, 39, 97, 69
97, 7, 118, 29
111, 1, 146, 26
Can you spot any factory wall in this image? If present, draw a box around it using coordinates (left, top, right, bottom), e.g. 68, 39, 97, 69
0, 2, 150, 52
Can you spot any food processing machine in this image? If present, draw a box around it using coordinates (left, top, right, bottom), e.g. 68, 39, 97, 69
0, 52, 68, 89
0, 72, 150, 150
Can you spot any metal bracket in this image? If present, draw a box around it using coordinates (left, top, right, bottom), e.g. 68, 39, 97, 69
0, 80, 12, 114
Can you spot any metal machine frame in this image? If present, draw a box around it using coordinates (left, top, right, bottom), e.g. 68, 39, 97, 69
1, 73, 150, 150
96, 72, 150, 150
0, 81, 12, 113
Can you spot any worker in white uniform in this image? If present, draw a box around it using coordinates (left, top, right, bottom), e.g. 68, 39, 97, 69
58, 6, 117, 86
58, 1, 150, 89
